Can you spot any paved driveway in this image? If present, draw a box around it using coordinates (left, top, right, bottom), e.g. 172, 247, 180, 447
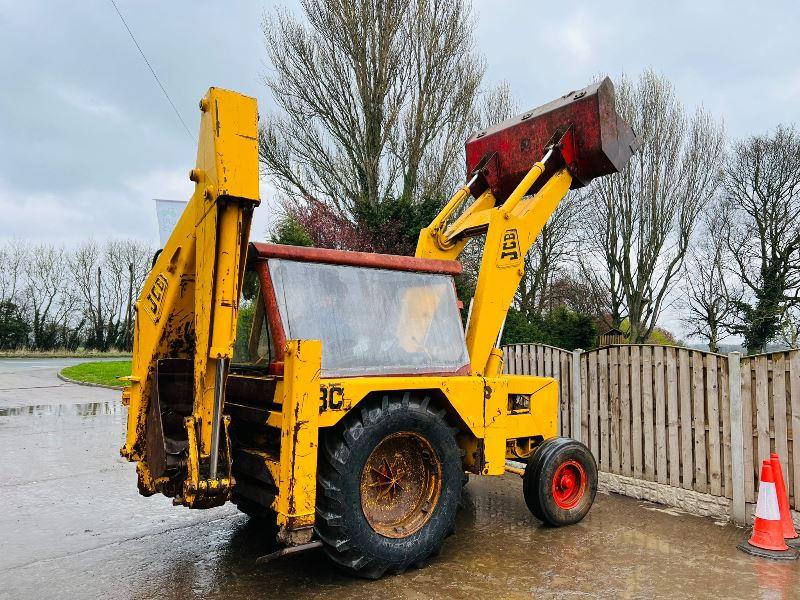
0, 359, 797, 599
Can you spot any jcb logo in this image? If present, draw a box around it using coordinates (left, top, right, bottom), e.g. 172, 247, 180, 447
144, 273, 169, 323
319, 384, 345, 412
497, 229, 521, 268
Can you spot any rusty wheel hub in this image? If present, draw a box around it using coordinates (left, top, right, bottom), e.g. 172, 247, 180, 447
360, 431, 442, 538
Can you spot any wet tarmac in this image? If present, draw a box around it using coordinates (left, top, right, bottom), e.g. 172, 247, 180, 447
1, 358, 798, 599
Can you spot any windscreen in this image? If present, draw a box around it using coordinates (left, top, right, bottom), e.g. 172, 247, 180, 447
268, 259, 469, 377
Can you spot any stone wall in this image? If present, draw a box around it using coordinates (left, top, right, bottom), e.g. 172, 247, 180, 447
599, 471, 800, 529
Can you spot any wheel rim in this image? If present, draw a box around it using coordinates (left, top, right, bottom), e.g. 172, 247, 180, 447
360, 431, 442, 538
551, 459, 587, 510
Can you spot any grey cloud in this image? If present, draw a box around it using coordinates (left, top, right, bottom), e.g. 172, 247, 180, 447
1, 0, 798, 247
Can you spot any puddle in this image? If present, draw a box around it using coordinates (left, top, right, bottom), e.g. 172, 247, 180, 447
0, 401, 124, 417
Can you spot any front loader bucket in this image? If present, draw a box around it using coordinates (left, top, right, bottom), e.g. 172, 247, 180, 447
466, 77, 638, 195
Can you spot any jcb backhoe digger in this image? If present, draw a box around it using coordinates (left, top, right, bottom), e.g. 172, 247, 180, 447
121, 77, 637, 578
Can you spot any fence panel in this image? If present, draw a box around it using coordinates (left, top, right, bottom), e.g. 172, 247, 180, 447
620, 345, 632, 477
580, 351, 589, 442
791, 352, 800, 510
654, 346, 668, 485
678, 349, 693, 491
560, 351, 571, 438
741, 351, 799, 511
610, 346, 621, 474
741, 356, 755, 503
666, 347, 680, 487
720, 358, 732, 499
706, 354, 722, 496
588, 351, 599, 458
501, 342, 799, 513
642, 347, 655, 480
630, 345, 643, 479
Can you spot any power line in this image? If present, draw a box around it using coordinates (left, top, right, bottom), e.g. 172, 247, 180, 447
108, 0, 196, 143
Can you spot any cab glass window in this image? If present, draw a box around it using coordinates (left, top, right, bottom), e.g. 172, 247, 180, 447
268, 259, 469, 377
232, 270, 274, 367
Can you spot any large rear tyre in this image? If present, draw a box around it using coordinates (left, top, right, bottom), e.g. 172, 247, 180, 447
316, 393, 462, 579
523, 437, 597, 526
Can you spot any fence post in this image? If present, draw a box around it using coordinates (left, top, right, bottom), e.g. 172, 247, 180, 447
571, 349, 583, 443
728, 351, 746, 525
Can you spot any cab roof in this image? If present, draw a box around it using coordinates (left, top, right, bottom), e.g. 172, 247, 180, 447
249, 243, 462, 277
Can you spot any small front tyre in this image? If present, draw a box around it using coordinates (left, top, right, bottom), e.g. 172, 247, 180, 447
523, 437, 597, 526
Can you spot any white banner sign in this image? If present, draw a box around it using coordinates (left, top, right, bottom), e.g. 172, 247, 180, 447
154, 199, 188, 246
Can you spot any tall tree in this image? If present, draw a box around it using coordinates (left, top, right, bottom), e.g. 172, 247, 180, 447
67, 239, 151, 351
580, 70, 725, 342
104, 239, 153, 350
681, 204, 739, 352
24, 244, 75, 349
0, 239, 26, 308
69, 240, 109, 351
778, 305, 800, 349
517, 197, 581, 319
723, 125, 800, 353
260, 0, 483, 254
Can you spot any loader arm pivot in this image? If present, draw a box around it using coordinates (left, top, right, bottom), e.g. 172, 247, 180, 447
121, 88, 260, 508
416, 77, 638, 376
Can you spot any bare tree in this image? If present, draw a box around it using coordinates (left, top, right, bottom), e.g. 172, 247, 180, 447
517, 197, 581, 319
723, 125, 800, 353
105, 239, 156, 349
548, 268, 610, 324
778, 305, 800, 349
681, 205, 739, 352
0, 239, 27, 306
24, 244, 77, 349
580, 70, 725, 342
476, 80, 517, 136
0, 238, 153, 351
69, 240, 109, 350
260, 0, 484, 251
0, 240, 30, 348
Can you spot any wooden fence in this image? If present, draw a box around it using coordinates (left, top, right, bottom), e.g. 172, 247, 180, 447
503, 343, 800, 523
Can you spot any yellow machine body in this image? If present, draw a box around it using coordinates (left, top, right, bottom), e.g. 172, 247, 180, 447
122, 87, 572, 544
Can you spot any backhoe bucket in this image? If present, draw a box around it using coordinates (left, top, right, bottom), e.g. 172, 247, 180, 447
466, 77, 638, 196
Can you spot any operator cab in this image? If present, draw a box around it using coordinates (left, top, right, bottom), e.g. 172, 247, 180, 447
226, 243, 471, 511
231, 243, 470, 379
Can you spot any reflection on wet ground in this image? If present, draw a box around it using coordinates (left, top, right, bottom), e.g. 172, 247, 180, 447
0, 401, 122, 417
1, 360, 798, 599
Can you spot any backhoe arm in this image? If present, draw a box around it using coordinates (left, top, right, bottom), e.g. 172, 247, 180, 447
121, 88, 260, 508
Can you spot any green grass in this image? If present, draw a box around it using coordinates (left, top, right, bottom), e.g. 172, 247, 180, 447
61, 360, 132, 388
0, 349, 131, 358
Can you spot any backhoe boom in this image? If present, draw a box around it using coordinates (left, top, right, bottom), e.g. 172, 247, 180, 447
121, 88, 259, 508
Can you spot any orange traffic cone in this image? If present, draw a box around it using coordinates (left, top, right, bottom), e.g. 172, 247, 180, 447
737, 460, 799, 560
770, 452, 800, 549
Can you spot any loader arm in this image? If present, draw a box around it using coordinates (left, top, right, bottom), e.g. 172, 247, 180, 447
416, 147, 572, 376
121, 88, 260, 508
416, 77, 638, 377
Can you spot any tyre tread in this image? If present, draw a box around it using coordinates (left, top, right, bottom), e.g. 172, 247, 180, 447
315, 392, 460, 579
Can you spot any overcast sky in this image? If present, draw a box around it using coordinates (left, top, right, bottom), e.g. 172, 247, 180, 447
1, 1, 798, 338
2, 0, 798, 245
